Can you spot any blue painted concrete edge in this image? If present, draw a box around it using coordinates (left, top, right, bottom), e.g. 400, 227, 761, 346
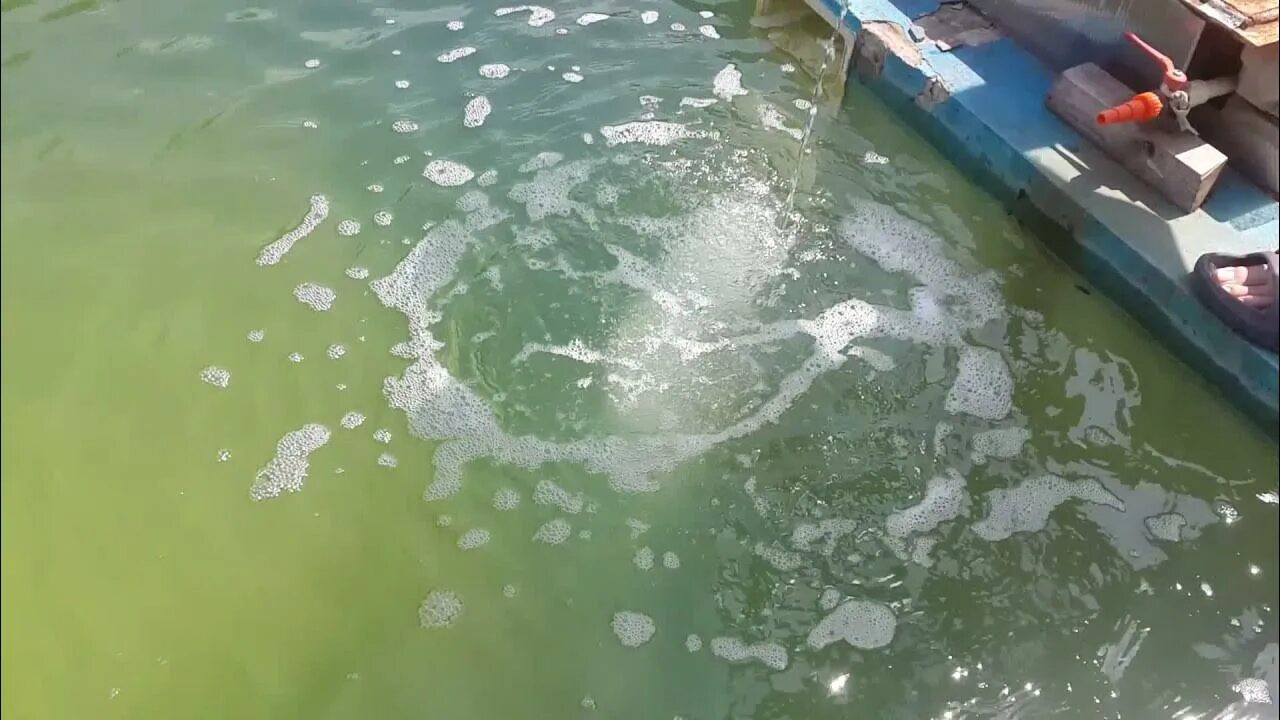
822, 0, 1279, 429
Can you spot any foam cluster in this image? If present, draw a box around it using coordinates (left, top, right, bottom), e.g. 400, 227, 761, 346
494, 5, 555, 27
463, 96, 491, 128
345, 267, 369, 280
294, 283, 336, 311
819, 588, 841, 610
1144, 512, 1187, 542
533, 518, 571, 544
424, 160, 476, 187
391, 120, 419, 133
479, 63, 510, 79
377, 453, 398, 468
256, 194, 329, 266
970, 427, 1030, 464
340, 412, 366, 429
577, 12, 609, 25
436, 47, 476, 63
641, 10, 658, 23
754, 543, 803, 571
373, 210, 393, 227
445, 19, 463, 30
532, 479, 584, 513
250, 424, 331, 500
698, 25, 720, 39
807, 600, 897, 650
685, 634, 702, 652
885, 470, 967, 543
634, 546, 655, 570
373, 429, 392, 444
247, 329, 265, 342
709, 637, 788, 671
789, 518, 856, 555
326, 344, 346, 360
662, 551, 680, 569
611, 611, 655, 647
419, 590, 462, 628
508, 158, 596, 221
598, 121, 707, 147
336, 219, 361, 236
971, 475, 1123, 541
492, 488, 521, 510
712, 64, 747, 101
201, 366, 231, 388
457, 528, 491, 550
945, 346, 1013, 421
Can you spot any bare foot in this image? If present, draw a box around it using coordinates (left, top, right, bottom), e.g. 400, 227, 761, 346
1214, 262, 1276, 309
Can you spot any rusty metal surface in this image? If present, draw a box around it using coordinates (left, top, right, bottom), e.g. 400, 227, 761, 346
1174, 0, 1278, 46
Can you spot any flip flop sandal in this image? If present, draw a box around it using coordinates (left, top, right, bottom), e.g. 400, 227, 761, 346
1191, 251, 1279, 353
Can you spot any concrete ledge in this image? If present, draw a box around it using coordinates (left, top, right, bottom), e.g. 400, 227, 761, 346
815, 0, 1279, 429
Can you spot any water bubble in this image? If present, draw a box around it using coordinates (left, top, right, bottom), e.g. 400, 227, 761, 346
340, 412, 366, 429
373, 429, 392, 444
393, 154, 411, 164
373, 210, 393, 227
419, 590, 462, 628
446, 19, 464, 30
200, 366, 231, 388
326, 344, 346, 360
216, 449, 231, 462
710, 637, 787, 670
562, 72, 584, 83
502, 584, 518, 597
611, 611, 655, 647
288, 352, 304, 363
247, 329, 265, 343
423, 160, 476, 187
641, 10, 658, 23
685, 634, 702, 652
670, 22, 685, 31
662, 551, 680, 569
391, 120, 419, 134
478, 63, 510, 79
457, 528, 491, 550
303, 58, 320, 69
302, 120, 318, 129
367, 184, 384, 193
436, 514, 453, 528
394, 79, 410, 89
345, 267, 370, 280
337, 219, 361, 236
781, 63, 795, 73
377, 453, 398, 468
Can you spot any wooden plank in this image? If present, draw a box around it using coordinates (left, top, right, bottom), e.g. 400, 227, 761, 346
1047, 63, 1228, 212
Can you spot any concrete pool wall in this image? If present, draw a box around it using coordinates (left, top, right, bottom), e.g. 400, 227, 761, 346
773, 0, 1280, 430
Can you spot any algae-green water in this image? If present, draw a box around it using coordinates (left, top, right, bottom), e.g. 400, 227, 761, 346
2, 1, 1277, 718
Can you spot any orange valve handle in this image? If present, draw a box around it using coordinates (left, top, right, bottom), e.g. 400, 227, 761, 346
1124, 31, 1188, 91
1097, 92, 1163, 125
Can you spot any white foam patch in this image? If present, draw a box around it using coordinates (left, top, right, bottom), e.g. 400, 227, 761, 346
287, 352, 304, 363
710, 637, 788, 670
502, 584, 518, 597
463, 96, 491, 128
437, 47, 476, 63
971, 427, 1030, 464
533, 518, 571, 544
713, 64, 747, 101
700, 10, 715, 18
611, 611, 655, 647
819, 588, 841, 610
494, 5, 555, 27
670, 22, 686, 31
679, 97, 717, 108
294, 283, 336, 311
698, 25, 720, 39
519, 151, 563, 172
304, 58, 320, 69
340, 412, 366, 429
685, 634, 702, 652
662, 551, 680, 569
599, 121, 707, 147
326, 343, 346, 360
884, 470, 966, 566
508, 158, 596, 222
493, 488, 521, 510
946, 346, 1013, 421
201, 366, 231, 388
562, 71, 584, 83
250, 424, 331, 500
641, 10, 658, 23
807, 600, 897, 650
789, 518, 856, 555
373, 210, 393, 227
391, 120, 419, 133
419, 590, 462, 628
634, 546, 655, 570
759, 103, 803, 140
337, 219, 361, 236
1144, 512, 1187, 542
793, 98, 812, 110
377, 452, 398, 468
972, 475, 1124, 541
446, 19, 464, 30
345, 267, 370, 280
424, 160, 476, 187
754, 542, 803, 571
457, 527, 490, 549
394, 79, 410, 89
479, 63, 510, 79
476, 169, 499, 186
1233, 678, 1272, 704
533, 479, 584, 513
257, 194, 329, 266
863, 151, 890, 165
247, 329, 265, 342
576, 12, 609, 25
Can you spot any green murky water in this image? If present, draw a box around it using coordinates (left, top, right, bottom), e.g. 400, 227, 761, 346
2, 1, 1277, 718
